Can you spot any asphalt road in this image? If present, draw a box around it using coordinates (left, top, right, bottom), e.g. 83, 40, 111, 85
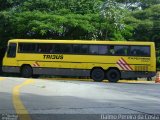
0, 77, 160, 120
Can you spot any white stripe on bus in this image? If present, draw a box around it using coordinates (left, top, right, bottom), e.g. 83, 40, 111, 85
119, 59, 131, 71
117, 61, 127, 70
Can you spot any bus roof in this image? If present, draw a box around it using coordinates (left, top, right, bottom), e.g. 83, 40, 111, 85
8, 39, 154, 46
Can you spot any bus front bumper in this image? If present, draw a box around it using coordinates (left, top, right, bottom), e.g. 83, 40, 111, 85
2, 66, 20, 73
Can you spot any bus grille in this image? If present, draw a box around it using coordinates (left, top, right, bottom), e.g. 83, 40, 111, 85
135, 66, 148, 71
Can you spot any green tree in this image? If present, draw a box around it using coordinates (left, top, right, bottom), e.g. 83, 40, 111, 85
99, 0, 130, 40
140, 0, 160, 9
0, 0, 104, 42
0, 0, 139, 44
116, 0, 160, 10
130, 4, 160, 42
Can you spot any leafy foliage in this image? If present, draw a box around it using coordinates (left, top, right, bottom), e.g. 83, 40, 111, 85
128, 4, 160, 42
0, 0, 160, 47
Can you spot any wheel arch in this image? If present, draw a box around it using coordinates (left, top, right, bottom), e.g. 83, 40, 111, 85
90, 67, 104, 74
20, 64, 32, 72
106, 67, 121, 74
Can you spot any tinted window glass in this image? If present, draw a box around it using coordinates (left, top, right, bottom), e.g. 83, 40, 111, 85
81, 45, 88, 54
73, 44, 88, 54
54, 44, 63, 53
89, 45, 98, 54
114, 46, 129, 55
19, 43, 37, 53
53, 44, 72, 54
62, 44, 72, 53
73, 44, 81, 54
99, 45, 108, 54
7, 43, 17, 58
109, 45, 115, 55
37, 44, 53, 53
130, 46, 150, 56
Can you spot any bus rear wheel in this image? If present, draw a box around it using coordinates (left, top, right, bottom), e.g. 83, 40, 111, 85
91, 68, 104, 82
106, 69, 120, 83
21, 65, 33, 78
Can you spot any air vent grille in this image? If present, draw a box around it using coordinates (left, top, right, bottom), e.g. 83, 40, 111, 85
135, 66, 148, 71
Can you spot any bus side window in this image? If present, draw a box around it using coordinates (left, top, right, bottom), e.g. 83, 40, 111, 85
132, 50, 137, 55
50, 44, 55, 54
73, 44, 81, 54
81, 45, 88, 54
62, 44, 72, 54
7, 43, 17, 58
72, 44, 88, 54
109, 45, 115, 55
19, 43, 37, 53
98, 45, 108, 55
130, 46, 150, 56
36, 44, 53, 53
114, 46, 129, 56
89, 45, 98, 54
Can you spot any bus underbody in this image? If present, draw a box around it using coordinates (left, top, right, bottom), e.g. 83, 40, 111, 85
2, 66, 156, 82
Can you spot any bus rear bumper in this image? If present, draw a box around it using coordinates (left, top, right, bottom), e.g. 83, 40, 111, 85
121, 71, 156, 79
2, 66, 20, 73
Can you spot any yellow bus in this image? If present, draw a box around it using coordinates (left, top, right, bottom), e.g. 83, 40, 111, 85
2, 39, 156, 82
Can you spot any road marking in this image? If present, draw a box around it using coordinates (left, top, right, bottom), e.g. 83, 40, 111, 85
13, 79, 35, 120
0, 77, 6, 81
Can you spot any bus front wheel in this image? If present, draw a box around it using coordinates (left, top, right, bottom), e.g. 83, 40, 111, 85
106, 69, 120, 83
21, 65, 33, 78
91, 68, 104, 82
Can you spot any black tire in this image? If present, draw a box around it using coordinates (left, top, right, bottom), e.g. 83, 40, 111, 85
91, 68, 104, 82
106, 69, 120, 83
21, 65, 33, 78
